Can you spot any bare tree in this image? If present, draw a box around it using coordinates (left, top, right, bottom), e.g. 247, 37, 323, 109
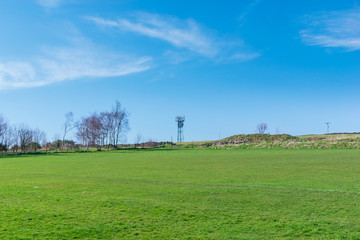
31, 129, 46, 152
0, 116, 10, 153
40, 133, 48, 151
99, 112, 110, 147
17, 125, 33, 153
76, 118, 87, 147
0, 116, 8, 139
108, 101, 129, 146
135, 134, 142, 148
44, 141, 51, 152
146, 139, 156, 148
0, 117, 47, 154
87, 113, 102, 147
256, 123, 268, 134
76, 101, 129, 149
76, 113, 102, 149
62, 112, 76, 149
10, 125, 19, 152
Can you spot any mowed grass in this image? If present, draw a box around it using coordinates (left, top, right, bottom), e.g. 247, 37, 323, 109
1, 149, 360, 239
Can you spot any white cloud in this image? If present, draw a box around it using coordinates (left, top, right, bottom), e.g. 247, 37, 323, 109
88, 14, 217, 58
300, 7, 360, 51
37, 0, 61, 8
0, 43, 152, 90
87, 12, 259, 62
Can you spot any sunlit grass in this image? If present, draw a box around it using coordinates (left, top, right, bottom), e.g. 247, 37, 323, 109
1, 149, 360, 239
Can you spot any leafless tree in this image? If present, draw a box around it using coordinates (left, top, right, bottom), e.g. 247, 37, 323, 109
76, 118, 87, 147
0, 103, 129, 153
87, 113, 102, 146
145, 139, 156, 148
0, 117, 49, 154
17, 125, 33, 152
105, 101, 129, 146
51, 134, 61, 150
9, 125, 18, 152
31, 129, 46, 152
99, 112, 110, 147
4, 126, 17, 153
0, 117, 10, 152
76, 113, 102, 149
44, 141, 51, 152
0, 116, 8, 138
62, 112, 76, 149
0, 116, 9, 153
256, 123, 268, 134
135, 134, 142, 148
40, 134, 48, 151
76, 101, 129, 149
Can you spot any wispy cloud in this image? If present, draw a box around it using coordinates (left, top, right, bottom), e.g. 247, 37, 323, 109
37, 0, 61, 8
88, 13, 218, 58
238, 0, 262, 24
87, 12, 259, 62
0, 40, 152, 90
300, 7, 360, 51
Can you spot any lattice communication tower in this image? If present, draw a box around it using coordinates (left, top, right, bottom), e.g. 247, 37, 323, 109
325, 122, 331, 135
176, 116, 185, 142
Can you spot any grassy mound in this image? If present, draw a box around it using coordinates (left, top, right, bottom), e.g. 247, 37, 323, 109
172, 133, 360, 149
220, 134, 298, 144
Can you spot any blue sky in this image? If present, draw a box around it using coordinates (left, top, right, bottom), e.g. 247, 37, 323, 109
0, 0, 360, 142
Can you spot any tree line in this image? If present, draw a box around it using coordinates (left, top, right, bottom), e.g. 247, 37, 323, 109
0, 101, 128, 154
0, 119, 47, 153
76, 101, 129, 149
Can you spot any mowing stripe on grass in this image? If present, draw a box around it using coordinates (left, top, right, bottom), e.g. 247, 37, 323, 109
19, 171, 360, 195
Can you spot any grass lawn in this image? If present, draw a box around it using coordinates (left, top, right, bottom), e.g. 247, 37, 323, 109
1, 149, 360, 239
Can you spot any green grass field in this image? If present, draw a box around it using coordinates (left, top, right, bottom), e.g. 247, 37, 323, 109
1, 149, 360, 239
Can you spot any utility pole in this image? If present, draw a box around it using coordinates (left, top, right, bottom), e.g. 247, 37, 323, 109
325, 122, 331, 135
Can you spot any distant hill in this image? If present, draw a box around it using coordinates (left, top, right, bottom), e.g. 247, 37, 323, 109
220, 134, 298, 144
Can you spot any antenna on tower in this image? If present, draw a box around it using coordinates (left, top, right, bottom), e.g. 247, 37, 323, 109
175, 116, 185, 142
325, 122, 331, 135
